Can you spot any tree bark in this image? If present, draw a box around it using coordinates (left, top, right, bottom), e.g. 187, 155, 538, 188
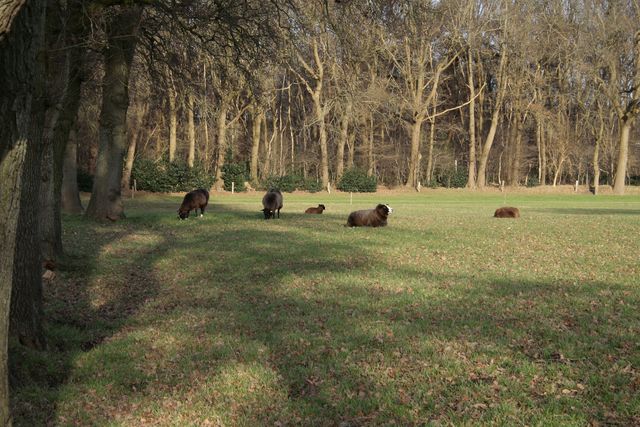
213, 100, 228, 188
61, 129, 83, 213
187, 92, 195, 167
39, 0, 83, 268
367, 113, 374, 176
508, 108, 523, 186
250, 106, 263, 182
85, 5, 142, 221
122, 102, 146, 190
335, 99, 351, 182
612, 30, 640, 195
406, 119, 422, 188
168, 71, 177, 163
425, 107, 436, 185
612, 122, 631, 194
466, 48, 477, 189
477, 49, 507, 189
0, 0, 47, 421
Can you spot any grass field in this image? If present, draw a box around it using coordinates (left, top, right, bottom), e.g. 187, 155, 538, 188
11, 190, 640, 426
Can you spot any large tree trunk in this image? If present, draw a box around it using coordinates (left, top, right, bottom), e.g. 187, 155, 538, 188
612, 122, 631, 194
405, 119, 422, 188
0, 0, 46, 422
86, 5, 142, 221
61, 129, 83, 213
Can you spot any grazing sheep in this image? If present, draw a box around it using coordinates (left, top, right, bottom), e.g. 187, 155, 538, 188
178, 189, 209, 220
262, 189, 283, 219
346, 204, 393, 227
494, 206, 520, 218
305, 204, 326, 214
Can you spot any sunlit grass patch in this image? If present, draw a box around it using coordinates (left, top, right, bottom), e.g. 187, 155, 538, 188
10, 190, 640, 425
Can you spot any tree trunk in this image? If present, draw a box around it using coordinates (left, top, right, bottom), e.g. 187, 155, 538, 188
592, 109, 605, 195
61, 129, 83, 213
509, 109, 523, 186
168, 72, 177, 163
313, 94, 329, 189
187, 93, 195, 167
347, 133, 356, 170
1, 0, 47, 419
367, 113, 374, 176
405, 119, 422, 188
122, 126, 138, 190
122, 101, 146, 190
467, 48, 477, 189
39, 0, 84, 268
477, 49, 507, 189
613, 121, 631, 195
425, 98, 437, 185
250, 106, 263, 182
86, 5, 142, 221
336, 100, 351, 182
213, 100, 228, 188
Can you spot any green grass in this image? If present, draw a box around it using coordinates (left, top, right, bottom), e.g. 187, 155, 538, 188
10, 190, 640, 426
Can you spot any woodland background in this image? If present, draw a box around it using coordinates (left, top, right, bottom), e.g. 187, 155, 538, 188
1, 0, 640, 424
69, 0, 640, 199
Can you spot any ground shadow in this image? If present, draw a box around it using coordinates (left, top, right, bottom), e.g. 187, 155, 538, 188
11, 198, 640, 425
10, 214, 167, 426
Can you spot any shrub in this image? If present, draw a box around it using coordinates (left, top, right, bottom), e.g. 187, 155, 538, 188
434, 168, 467, 188
131, 158, 214, 193
526, 176, 539, 187
221, 163, 248, 192
337, 168, 377, 192
260, 175, 323, 193
261, 174, 304, 192
303, 178, 322, 193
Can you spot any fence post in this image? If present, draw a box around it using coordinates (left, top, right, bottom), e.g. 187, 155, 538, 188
232, 182, 235, 194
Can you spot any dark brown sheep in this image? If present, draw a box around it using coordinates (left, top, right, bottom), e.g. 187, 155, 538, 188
494, 206, 520, 218
305, 204, 326, 214
178, 189, 209, 220
346, 204, 393, 227
262, 189, 283, 219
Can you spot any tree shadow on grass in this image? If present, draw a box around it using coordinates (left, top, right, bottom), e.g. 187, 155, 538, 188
11, 201, 640, 426
10, 214, 168, 426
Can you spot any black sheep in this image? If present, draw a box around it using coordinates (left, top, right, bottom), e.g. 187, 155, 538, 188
262, 189, 283, 219
178, 189, 209, 220
346, 204, 393, 227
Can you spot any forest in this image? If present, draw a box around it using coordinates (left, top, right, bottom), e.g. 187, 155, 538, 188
1, 0, 639, 424
69, 0, 640, 204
